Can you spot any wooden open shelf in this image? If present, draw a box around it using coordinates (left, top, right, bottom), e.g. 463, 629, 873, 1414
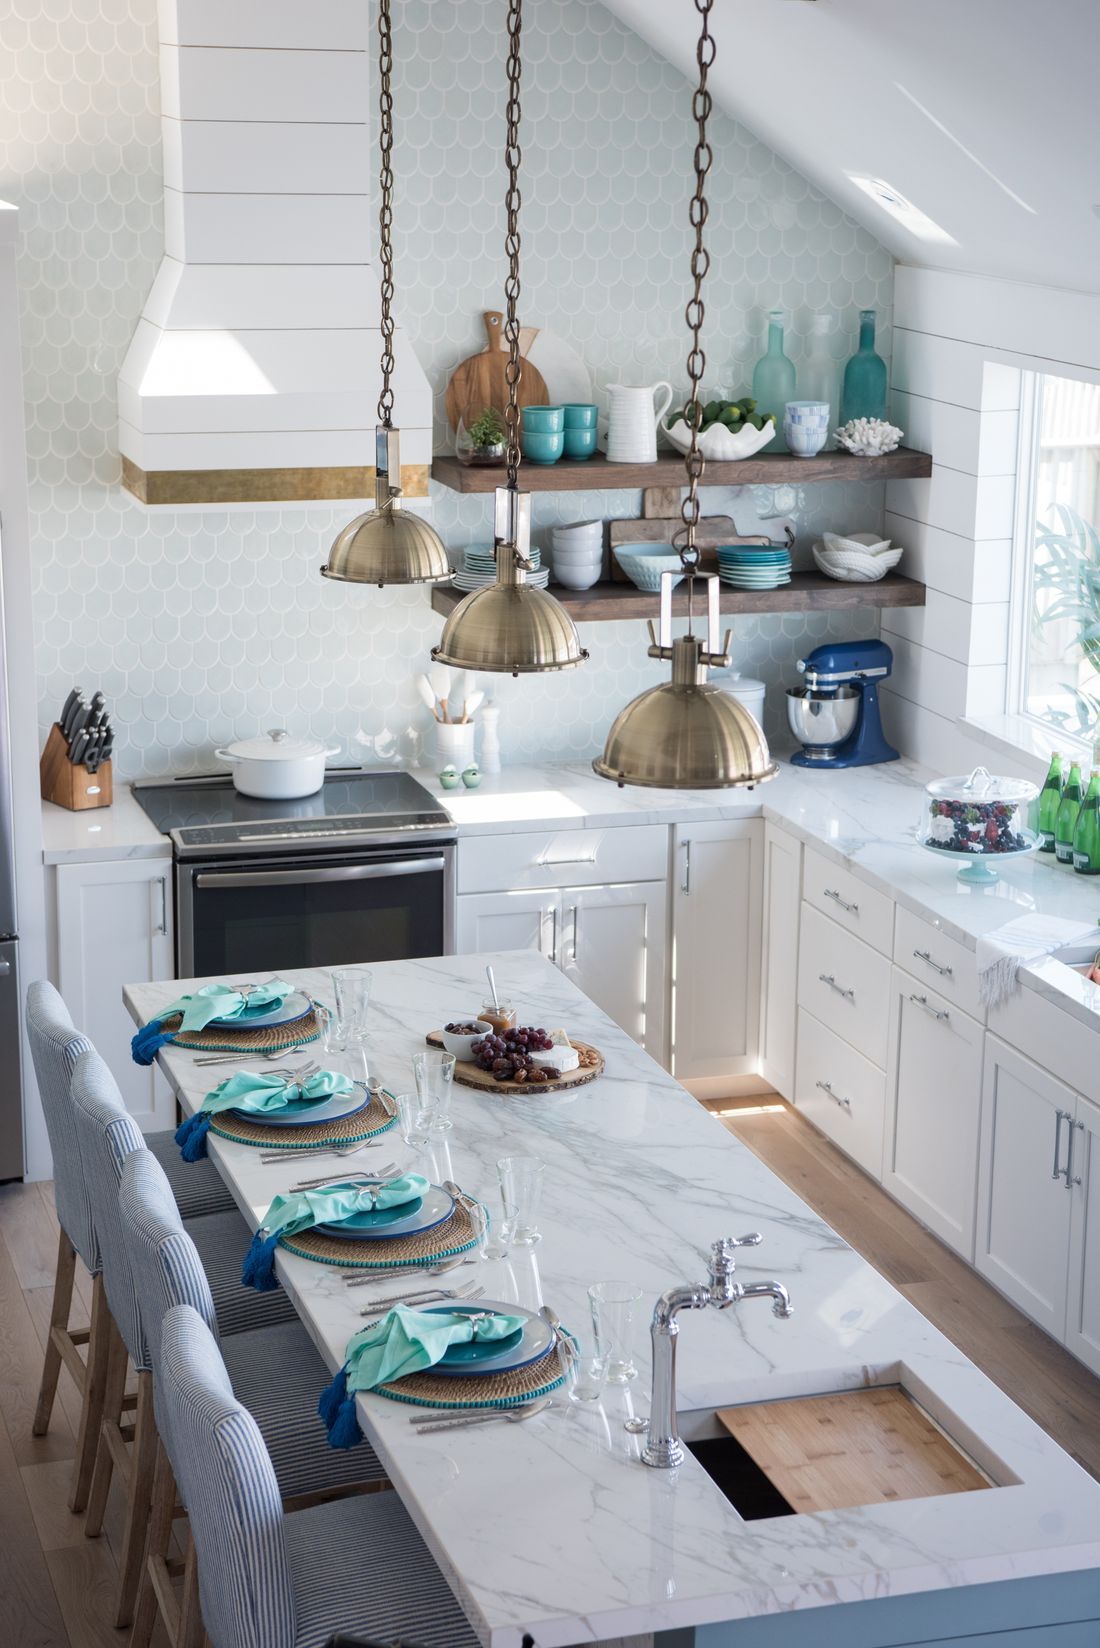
430, 570, 926, 623
430, 446, 932, 495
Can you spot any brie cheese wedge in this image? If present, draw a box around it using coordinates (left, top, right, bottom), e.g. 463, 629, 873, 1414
535, 1042, 580, 1074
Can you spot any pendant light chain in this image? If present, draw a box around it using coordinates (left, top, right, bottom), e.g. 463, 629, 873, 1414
677, 0, 716, 572
377, 0, 396, 428
502, 0, 524, 492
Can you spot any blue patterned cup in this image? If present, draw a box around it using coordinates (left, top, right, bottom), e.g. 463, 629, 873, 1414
783, 401, 830, 457
562, 427, 598, 461
563, 403, 598, 429
521, 404, 564, 433
521, 428, 565, 464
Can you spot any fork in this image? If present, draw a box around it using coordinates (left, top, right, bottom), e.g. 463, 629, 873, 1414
411, 1396, 553, 1435
193, 1044, 308, 1067
288, 1163, 400, 1189
259, 1139, 384, 1166
358, 1281, 483, 1318
342, 1254, 474, 1287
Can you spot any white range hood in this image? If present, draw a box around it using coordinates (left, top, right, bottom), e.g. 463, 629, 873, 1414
118, 0, 432, 507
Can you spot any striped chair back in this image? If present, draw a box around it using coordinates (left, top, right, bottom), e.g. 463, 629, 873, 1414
119, 1149, 218, 1384
26, 981, 97, 1272
160, 1303, 295, 1648
69, 1049, 149, 1370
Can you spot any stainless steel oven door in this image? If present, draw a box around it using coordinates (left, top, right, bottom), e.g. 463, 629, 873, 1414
176, 845, 455, 977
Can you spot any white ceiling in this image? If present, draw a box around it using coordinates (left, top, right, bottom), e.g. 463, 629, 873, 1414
603, 0, 1100, 296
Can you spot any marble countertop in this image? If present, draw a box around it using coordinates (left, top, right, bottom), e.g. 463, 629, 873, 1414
125, 952, 1100, 1648
41, 784, 171, 863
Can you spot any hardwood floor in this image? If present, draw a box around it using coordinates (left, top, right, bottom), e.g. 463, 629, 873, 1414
717, 1096, 1100, 1481
2, 1103, 1099, 1647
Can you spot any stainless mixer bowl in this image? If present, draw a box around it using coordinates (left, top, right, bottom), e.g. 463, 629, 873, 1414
786, 684, 860, 752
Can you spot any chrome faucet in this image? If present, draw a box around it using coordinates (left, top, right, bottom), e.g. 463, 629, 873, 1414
642, 1234, 793, 1469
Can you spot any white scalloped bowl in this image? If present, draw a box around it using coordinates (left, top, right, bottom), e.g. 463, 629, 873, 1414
662, 415, 775, 461
813, 533, 904, 583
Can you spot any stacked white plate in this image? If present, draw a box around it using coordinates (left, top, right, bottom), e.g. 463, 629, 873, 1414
452, 545, 547, 591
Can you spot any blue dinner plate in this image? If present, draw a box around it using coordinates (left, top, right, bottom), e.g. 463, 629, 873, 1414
234, 1088, 369, 1129
314, 1182, 455, 1241
207, 989, 315, 1030
426, 1299, 555, 1378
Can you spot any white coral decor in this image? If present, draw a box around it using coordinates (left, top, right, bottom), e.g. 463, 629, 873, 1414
835, 417, 904, 456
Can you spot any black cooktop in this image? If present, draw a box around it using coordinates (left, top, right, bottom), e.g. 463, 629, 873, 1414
132, 769, 453, 857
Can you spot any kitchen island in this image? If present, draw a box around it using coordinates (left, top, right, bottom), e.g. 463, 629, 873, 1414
125, 951, 1100, 1648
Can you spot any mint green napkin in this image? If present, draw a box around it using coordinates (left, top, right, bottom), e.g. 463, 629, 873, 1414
159, 977, 295, 1032
244, 1174, 429, 1291
202, 1067, 353, 1120
342, 1303, 527, 1393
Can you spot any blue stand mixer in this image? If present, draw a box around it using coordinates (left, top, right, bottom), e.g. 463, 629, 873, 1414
786, 639, 900, 768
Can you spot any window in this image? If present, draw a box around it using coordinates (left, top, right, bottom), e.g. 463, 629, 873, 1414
1013, 372, 1100, 745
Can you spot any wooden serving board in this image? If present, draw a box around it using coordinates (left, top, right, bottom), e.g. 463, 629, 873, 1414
717, 1386, 989, 1514
425, 1031, 603, 1095
609, 486, 755, 580
444, 311, 549, 433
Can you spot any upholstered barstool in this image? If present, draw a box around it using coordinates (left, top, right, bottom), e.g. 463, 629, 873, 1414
155, 1303, 479, 1648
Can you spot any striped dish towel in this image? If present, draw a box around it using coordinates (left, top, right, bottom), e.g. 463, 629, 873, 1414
976, 915, 1096, 1009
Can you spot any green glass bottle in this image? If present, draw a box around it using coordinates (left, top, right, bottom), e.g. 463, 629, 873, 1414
1072, 770, 1100, 874
1037, 751, 1063, 851
1054, 760, 1084, 863
839, 308, 888, 424
751, 309, 796, 453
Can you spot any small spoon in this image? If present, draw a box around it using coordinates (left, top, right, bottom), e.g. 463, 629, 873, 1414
486, 964, 500, 1014
411, 1397, 553, 1434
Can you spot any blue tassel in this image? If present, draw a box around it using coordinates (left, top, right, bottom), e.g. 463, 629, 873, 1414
241, 1229, 281, 1292
131, 1020, 173, 1066
318, 1364, 362, 1448
175, 1111, 212, 1162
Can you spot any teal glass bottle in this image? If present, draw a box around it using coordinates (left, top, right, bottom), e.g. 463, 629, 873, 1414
839, 308, 888, 424
751, 309, 796, 452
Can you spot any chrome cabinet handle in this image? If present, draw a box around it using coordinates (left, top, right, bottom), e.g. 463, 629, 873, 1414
155, 876, 168, 936
548, 904, 559, 964
913, 947, 953, 978
1053, 1110, 1068, 1181
680, 840, 692, 895
818, 973, 855, 1001
567, 903, 578, 963
824, 887, 859, 915
1066, 1117, 1084, 1190
815, 1079, 851, 1112
909, 992, 949, 1022
538, 852, 597, 868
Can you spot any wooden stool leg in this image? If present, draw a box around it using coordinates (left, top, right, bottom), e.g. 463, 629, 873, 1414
114, 1370, 157, 1628
179, 1534, 205, 1648
85, 1315, 128, 1537
33, 1230, 76, 1435
69, 1272, 111, 1514
129, 1434, 176, 1648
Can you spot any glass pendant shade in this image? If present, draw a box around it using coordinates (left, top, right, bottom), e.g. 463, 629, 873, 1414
433, 489, 587, 675
321, 429, 449, 587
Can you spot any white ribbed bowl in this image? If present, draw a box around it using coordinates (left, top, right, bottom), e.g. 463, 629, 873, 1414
813, 538, 904, 582
662, 416, 775, 460
822, 530, 893, 557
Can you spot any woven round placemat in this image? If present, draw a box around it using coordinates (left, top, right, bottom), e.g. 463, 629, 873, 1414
209, 1090, 394, 1150
280, 1197, 480, 1270
377, 1341, 571, 1409
166, 1009, 321, 1054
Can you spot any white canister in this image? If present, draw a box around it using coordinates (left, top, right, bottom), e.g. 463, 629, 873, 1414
718, 672, 767, 729
435, 720, 476, 773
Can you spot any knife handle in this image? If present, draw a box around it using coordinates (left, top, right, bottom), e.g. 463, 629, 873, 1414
412, 1411, 505, 1435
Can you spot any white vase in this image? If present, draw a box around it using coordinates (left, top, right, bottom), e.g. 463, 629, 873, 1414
605, 382, 673, 463
479, 701, 501, 773
435, 720, 476, 772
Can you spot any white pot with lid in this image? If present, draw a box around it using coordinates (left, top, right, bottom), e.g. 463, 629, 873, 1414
213, 729, 341, 800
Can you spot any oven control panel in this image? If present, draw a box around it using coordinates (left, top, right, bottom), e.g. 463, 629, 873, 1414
171, 814, 452, 856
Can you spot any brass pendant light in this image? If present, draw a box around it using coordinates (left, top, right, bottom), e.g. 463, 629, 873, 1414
432, 0, 588, 675
594, 0, 777, 791
320, 0, 449, 588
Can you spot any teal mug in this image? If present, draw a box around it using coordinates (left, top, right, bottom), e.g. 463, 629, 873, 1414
562, 427, 598, 461
521, 428, 564, 464
521, 404, 564, 433
563, 403, 598, 429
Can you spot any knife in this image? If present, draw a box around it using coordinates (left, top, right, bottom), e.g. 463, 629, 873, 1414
98, 721, 114, 764
84, 728, 104, 773
59, 688, 80, 731
69, 729, 90, 766
62, 696, 87, 741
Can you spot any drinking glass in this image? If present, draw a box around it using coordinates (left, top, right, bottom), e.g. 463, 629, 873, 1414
412, 1048, 455, 1131
496, 1155, 544, 1246
588, 1281, 642, 1384
392, 1091, 428, 1149
315, 1001, 343, 1057
470, 1190, 516, 1260
331, 967, 372, 1044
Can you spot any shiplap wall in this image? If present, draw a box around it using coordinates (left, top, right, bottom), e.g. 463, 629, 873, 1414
880, 264, 1100, 781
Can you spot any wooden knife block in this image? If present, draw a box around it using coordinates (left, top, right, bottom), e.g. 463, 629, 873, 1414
39, 723, 113, 811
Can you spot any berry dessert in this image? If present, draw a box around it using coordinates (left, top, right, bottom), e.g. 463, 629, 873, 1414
920, 768, 1037, 857
470, 1025, 560, 1084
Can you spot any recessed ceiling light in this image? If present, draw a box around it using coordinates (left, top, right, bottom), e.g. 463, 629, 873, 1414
847, 174, 958, 245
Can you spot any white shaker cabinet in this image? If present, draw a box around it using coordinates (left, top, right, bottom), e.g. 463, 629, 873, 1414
883, 967, 984, 1258
1067, 1094, 1100, 1378
669, 820, 762, 1082
759, 824, 802, 1099
975, 1037, 1075, 1342
55, 858, 176, 1134
454, 888, 557, 961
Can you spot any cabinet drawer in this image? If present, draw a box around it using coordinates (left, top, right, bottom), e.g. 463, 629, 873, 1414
795, 1008, 885, 1178
797, 902, 890, 1066
457, 825, 667, 894
803, 846, 894, 956
894, 906, 984, 1021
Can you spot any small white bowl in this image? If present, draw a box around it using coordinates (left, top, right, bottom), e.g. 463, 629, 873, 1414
553, 521, 602, 545
551, 541, 603, 558
440, 1019, 494, 1061
554, 564, 602, 590
663, 416, 775, 461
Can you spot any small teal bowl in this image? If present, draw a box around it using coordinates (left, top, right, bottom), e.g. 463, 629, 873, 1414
562, 427, 598, 461
521, 404, 564, 432
563, 403, 598, 429
521, 428, 564, 464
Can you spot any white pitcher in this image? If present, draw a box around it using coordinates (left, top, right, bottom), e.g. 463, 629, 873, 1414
605, 381, 673, 464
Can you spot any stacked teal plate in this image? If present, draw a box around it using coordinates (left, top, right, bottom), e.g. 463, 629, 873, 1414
716, 545, 792, 590
453, 544, 546, 592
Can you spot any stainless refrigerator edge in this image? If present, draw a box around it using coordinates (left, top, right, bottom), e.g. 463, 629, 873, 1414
0, 523, 21, 1181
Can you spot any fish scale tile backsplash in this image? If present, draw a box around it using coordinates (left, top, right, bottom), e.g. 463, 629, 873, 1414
3, 0, 893, 778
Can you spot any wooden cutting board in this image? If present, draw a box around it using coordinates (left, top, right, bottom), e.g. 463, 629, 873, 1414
445, 311, 549, 432
609, 486, 758, 580
425, 1031, 603, 1095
